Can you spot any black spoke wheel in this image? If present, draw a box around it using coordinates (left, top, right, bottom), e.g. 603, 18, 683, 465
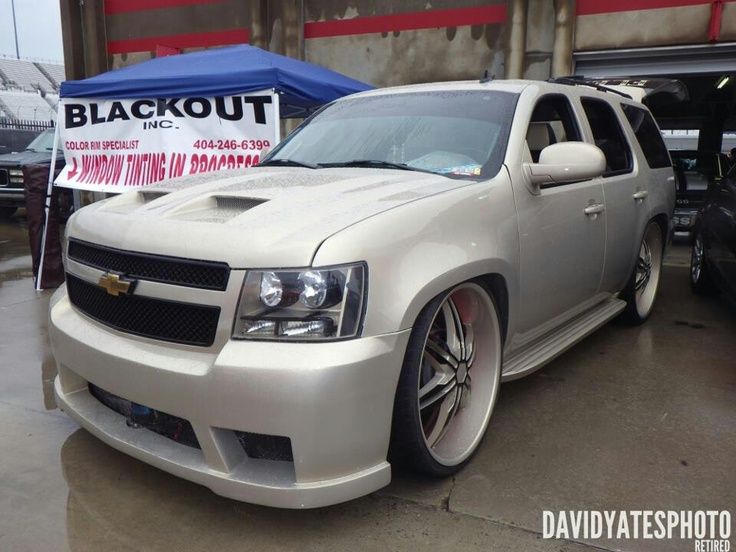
390, 281, 502, 476
690, 230, 716, 295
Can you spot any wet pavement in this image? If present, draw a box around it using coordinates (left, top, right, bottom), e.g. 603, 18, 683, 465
0, 214, 734, 552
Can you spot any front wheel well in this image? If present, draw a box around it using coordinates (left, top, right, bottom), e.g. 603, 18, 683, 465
476, 274, 509, 344
402, 271, 510, 346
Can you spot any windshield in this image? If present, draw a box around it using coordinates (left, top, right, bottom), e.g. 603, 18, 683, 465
26, 129, 55, 152
264, 90, 518, 179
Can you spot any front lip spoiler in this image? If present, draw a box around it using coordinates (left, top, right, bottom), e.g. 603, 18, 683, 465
54, 378, 392, 509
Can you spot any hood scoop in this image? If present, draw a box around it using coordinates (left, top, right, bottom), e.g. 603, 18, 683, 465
167, 195, 269, 223
214, 196, 268, 211
99, 188, 171, 214
139, 190, 170, 203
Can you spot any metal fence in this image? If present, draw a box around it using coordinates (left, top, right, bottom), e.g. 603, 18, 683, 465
0, 118, 54, 131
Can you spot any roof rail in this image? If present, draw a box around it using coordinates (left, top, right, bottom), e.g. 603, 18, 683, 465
549, 76, 633, 99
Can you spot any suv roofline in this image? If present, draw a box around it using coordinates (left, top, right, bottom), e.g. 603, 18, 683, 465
336, 79, 651, 108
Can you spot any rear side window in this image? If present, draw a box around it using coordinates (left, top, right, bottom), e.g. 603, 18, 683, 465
622, 105, 671, 169
581, 98, 633, 176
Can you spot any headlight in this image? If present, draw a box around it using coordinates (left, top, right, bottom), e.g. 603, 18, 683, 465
9, 169, 23, 184
233, 263, 366, 340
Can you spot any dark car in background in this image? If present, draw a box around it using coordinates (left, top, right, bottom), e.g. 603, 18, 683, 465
670, 150, 729, 236
690, 165, 736, 302
0, 128, 66, 219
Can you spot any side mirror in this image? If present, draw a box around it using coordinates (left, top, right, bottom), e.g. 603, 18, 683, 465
524, 142, 606, 188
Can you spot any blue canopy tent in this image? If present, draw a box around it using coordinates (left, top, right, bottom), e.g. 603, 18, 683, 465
59, 44, 373, 117
36, 46, 372, 289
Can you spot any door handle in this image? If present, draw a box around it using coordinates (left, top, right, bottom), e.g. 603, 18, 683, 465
584, 203, 605, 217
633, 190, 649, 201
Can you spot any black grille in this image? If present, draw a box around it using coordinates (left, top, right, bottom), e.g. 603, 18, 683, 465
68, 239, 230, 290
0, 169, 7, 186
89, 384, 200, 449
66, 273, 220, 346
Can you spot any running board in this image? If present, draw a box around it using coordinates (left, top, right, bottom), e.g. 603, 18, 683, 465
501, 298, 626, 381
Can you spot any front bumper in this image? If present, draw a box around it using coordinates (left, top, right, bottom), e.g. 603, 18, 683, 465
673, 208, 699, 232
0, 189, 25, 207
50, 287, 411, 508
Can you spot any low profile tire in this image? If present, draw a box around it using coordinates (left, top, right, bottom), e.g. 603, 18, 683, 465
690, 229, 716, 295
620, 221, 664, 325
0, 206, 17, 219
390, 280, 502, 477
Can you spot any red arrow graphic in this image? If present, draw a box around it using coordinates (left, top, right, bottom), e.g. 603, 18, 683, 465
67, 158, 79, 179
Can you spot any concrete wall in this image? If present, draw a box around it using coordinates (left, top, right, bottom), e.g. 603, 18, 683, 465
303, 1, 506, 85
575, 2, 713, 51
720, 2, 736, 41
104, 0, 253, 70
60, 0, 736, 85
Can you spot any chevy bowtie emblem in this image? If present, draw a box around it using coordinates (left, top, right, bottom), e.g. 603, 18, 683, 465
98, 273, 135, 296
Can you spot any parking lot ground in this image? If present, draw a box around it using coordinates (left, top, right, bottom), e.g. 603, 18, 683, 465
1, 217, 734, 552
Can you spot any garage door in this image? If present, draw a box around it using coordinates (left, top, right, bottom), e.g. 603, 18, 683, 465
574, 42, 736, 77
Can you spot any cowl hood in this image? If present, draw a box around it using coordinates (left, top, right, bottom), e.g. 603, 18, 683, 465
67, 167, 472, 267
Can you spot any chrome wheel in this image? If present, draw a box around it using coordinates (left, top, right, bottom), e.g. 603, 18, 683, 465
417, 282, 501, 466
634, 223, 663, 319
691, 233, 704, 284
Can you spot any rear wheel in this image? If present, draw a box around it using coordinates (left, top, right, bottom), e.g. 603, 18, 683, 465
620, 221, 664, 325
390, 281, 502, 477
0, 206, 16, 219
690, 230, 716, 295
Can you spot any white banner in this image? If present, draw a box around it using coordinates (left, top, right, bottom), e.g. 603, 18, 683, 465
55, 90, 278, 192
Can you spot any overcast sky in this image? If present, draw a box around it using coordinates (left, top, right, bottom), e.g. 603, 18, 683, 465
0, 0, 64, 63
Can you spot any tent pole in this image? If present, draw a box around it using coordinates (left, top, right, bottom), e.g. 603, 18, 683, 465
273, 89, 281, 144
36, 117, 62, 291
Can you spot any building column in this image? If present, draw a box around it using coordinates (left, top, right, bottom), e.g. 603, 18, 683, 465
59, 0, 108, 79
59, 0, 84, 80
506, 0, 528, 79
552, 0, 575, 77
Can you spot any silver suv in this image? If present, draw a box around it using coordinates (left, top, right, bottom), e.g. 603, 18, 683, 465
51, 79, 675, 508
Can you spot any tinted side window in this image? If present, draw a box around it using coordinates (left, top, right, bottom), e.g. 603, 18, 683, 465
581, 98, 633, 176
622, 104, 671, 169
525, 94, 582, 163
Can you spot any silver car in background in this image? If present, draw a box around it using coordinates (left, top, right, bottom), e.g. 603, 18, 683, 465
50, 80, 675, 508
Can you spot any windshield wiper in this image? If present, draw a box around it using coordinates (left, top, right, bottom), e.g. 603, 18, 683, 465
321, 159, 441, 175
258, 158, 319, 169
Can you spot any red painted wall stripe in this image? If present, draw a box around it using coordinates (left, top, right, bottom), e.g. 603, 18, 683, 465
105, 0, 225, 15
576, 0, 727, 16
304, 4, 507, 39
107, 28, 249, 54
